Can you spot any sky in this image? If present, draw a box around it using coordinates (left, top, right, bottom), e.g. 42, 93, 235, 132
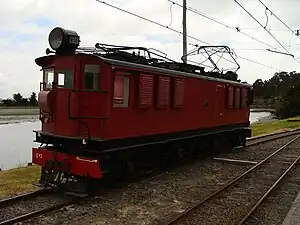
1, 0, 300, 99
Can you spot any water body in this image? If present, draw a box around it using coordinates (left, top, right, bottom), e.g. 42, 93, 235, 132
0, 121, 40, 170
0, 112, 272, 171
250, 111, 273, 124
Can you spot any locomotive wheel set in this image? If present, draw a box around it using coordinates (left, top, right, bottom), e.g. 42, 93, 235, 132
32, 27, 253, 194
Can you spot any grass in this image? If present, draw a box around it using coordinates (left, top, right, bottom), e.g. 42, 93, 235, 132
0, 106, 39, 116
0, 166, 40, 199
251, 116, 300, 137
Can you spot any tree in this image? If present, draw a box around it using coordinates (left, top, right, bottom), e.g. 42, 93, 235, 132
29, 92, 38, 106
2, 99, 13, 106
275, 83, 300, 119
13, 93, 23, 105
21, 97, 28, 106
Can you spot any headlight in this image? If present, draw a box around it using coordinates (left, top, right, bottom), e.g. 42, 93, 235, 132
48, 27, 80, 53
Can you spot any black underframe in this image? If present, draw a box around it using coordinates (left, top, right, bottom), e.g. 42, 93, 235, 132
34, 122, 251, 157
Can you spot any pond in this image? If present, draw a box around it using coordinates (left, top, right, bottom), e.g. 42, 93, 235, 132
0, 112, 272, 171
250, 111, 273, 124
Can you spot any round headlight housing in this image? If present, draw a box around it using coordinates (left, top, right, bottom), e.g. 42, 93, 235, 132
48, 27, 80, 54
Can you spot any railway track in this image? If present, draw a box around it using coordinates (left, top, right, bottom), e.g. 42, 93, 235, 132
245, 128, 300, 147
0, 130, 299, 225
165, 134, 300, 225
0, 188, 81, 225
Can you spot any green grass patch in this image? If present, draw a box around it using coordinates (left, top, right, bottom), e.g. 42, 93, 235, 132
0, 166, 41, 198
0, 107, 39, 116
251, 116, 300, 137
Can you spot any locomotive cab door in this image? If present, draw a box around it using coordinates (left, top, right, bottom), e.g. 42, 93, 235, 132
75, 56, 109, 139
52, 58, 77, 136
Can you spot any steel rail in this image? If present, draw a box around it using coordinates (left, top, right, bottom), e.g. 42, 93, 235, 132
0, 189, 51, 208
247, 128, 300, 141
0, 198, 79, 225
237, 155, 300, 225
243, 129, 300, 148
165, 135, 300, 224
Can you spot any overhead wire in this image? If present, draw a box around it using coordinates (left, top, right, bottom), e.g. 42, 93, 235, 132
237, 27, 287, 31
168, 0, 295, 57
95, 0, 238, 66
170, 0, 299, 58
235, 55, 279, 70
95, 0, 209, 45
257, 0, 300, 40
236, 43, 300, 51
263, 7, 270, 29
257, 0, 300, 53
167, 0, 274, 48
168, 3, 173, 27
234, 0, 300, 65
95, 0, 281, 71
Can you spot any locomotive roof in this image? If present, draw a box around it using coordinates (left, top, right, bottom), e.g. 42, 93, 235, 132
35, 52, 251, 88
94, 54, 252, 88
42, 28, 251, 88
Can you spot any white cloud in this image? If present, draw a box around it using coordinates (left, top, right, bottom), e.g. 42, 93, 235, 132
1, 0, 300, 98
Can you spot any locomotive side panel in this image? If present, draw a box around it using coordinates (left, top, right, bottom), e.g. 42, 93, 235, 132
216, 83, 250, 126
106, 66, 250, 140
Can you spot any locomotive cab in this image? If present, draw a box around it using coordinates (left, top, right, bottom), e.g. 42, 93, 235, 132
36, 27, 109, 140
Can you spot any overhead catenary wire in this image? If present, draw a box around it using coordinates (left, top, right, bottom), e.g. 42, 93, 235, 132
236, 43, 300, 51
234, 0, 300, 65
95, 0, 281, 71
169, 0, 296, 55
168, 0, 274, 49
95, 0, 238, 66
257, 0, 300, 40
95, 0, 209, 45
238, 55, 280, 70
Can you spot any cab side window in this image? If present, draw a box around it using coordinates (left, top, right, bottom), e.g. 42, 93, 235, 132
57, 70, 73, 88
84, 64, 100, 90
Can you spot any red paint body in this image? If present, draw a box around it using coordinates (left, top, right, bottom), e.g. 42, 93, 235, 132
32, 53, 251, 178
32, 147, 102, 179
36, 54, 250, 140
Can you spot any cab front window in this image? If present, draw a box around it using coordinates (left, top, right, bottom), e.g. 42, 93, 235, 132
44, 69, 54, 90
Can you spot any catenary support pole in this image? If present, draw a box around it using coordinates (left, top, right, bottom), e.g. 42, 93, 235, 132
182, 0, 188, 63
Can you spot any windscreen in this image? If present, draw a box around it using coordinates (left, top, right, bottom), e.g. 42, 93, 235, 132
43, 69, 54, 90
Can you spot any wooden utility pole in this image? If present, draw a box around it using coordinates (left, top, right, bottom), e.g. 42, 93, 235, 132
182, 0, 187, 63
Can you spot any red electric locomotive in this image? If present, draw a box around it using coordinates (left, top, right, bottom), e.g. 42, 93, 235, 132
32, 27, 253, 190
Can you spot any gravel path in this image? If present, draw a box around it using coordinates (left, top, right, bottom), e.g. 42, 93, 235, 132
19, 135, 299, 225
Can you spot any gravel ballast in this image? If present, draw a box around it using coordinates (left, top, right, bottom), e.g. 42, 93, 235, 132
0, 193, 72, 223
23, 159, 251, 224
19, 135, 300, 225
243, 155, 300, 225
169, 135, 300, 225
